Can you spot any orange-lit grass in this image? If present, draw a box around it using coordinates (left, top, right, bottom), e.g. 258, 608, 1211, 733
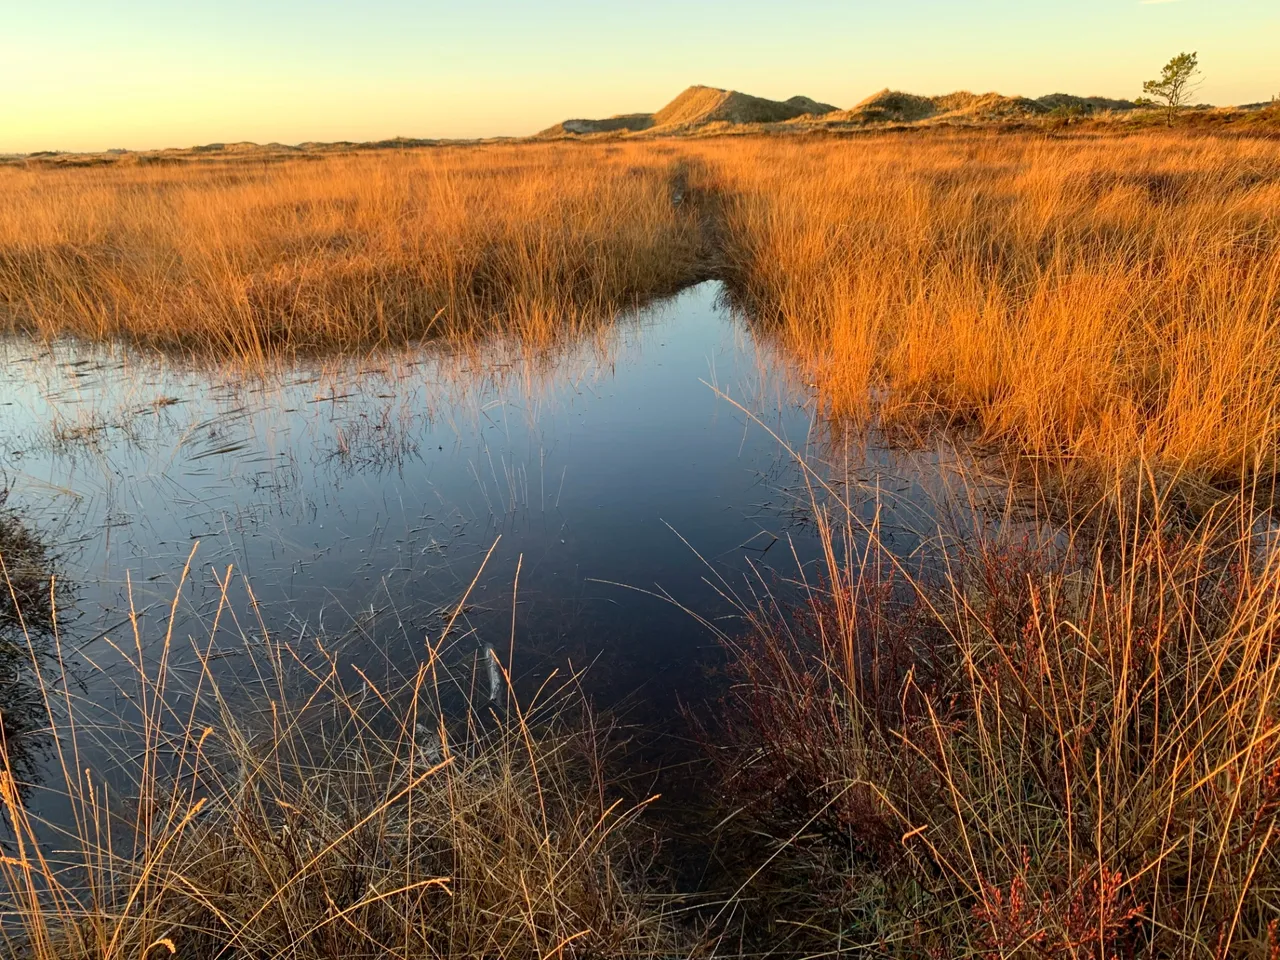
707, 462, 1280, 956
4, 133, 1280, 490
0, 144, 703, 361
695, 133, 1280, 492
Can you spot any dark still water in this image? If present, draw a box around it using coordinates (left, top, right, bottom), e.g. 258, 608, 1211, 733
0, 282, 956, 791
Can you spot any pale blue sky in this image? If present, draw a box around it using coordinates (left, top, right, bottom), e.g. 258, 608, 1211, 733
2, 0, 1275, 152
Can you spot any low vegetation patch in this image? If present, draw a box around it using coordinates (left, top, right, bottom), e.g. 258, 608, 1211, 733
0, 490, 56, 637
0, 495, 60, 801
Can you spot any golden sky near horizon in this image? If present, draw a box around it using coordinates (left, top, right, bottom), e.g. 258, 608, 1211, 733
3, 0, 1276, 152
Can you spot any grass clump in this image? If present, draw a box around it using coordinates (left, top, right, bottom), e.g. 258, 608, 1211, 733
705, 472, 1280, 957
0, 559, 692, 959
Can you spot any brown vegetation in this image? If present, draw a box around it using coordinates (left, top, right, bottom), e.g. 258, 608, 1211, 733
0, 561, 692, 960
0, 495, 60, 799
706, 476, 1280, 957
0, 491, 56, 637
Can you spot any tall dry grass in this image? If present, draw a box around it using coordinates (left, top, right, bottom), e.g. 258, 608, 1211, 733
694, 133, 1280, 493
0, 144, 703, 359
0, 553, 691, 959
6, 131, 1280, 957
707, 469, 1280, 957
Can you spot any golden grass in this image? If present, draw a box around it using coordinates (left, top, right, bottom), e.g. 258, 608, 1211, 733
693, 133, 1280, 492
5, 130, 1280, 957
0, 144, 703, 360
0, 554, 690, 959
3, 132, 1279, 491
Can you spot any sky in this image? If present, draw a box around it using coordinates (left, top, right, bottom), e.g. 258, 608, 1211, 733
2, 0, 1276, 153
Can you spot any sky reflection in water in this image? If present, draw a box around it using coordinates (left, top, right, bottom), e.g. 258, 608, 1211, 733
0, 282, 953, 735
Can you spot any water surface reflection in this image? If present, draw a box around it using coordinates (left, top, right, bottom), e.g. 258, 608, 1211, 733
0, 283, 957, 767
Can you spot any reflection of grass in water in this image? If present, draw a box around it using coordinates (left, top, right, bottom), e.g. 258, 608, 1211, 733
4, 295, 738, 554
0, 492, 56, 635
8, 300, 655, 460
0, 492, 60, 801
0, 549, 693, 960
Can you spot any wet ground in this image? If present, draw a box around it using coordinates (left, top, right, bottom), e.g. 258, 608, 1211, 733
0, 281, 956, 807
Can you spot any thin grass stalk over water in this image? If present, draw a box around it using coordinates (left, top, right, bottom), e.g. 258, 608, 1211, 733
0, 549, 689, 959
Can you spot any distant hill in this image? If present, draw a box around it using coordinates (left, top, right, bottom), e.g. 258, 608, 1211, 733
546, 115, 656, 136
19, 86, 1268, 167
783, 95, 841, 116
829, 89, 1140, 125
539, 84, 1151, 138
651, 85, 838, 127
1036, 93, 1141, 113
538, 85, 838, 137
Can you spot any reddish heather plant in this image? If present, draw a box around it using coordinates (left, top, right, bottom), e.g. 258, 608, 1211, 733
972, 859, 1143, 960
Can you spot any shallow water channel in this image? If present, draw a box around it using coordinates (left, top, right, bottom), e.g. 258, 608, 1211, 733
1, 281, 956, 812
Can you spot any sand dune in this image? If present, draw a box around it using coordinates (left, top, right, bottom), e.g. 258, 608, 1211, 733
538, 84, 838, 137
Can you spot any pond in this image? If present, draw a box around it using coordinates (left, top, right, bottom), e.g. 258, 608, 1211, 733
0, 281, 957, 808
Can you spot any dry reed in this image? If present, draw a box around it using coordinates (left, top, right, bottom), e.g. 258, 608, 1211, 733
693, 133, 1280, 493
0, 144, 703, 360
706, 460, 1280, 957
0, 552, 691, 959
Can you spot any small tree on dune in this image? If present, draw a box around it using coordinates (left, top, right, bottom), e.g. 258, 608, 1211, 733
1143, 52, 1202, 126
